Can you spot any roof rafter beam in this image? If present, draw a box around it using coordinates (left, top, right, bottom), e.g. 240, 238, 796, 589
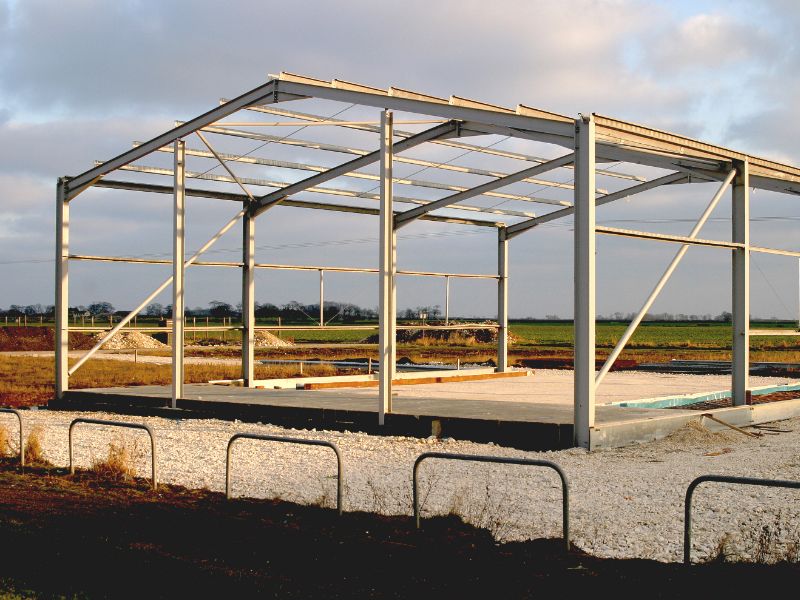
147, 143, 574, 206
505, 171, 689, 239
108, 164, 537, 218
394, 152, 575, 229
251, 119, 462, 216
65, 80, 278, 197
597, 142, 733, 178
92, 179, 503, 228
236, 101, 644, 183
195, 123, 596, 195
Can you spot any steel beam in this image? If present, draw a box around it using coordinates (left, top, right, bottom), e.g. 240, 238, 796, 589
573, 115, 596, 449
595, 226, 742, 249
444, 276, 450, 326
239, 101, 642, 183
55, 178, 69, 399
171, 141, 186, 406
65, 80, 276, 196
154, 143, 563, 208
252, 120, 460, 216
594, 170, 736, 387
497, 228, 509, 372
93, 179, 503, 228
274, 77, 575, 145
394, 153, 574, 228
319, 270, 325, 327
506, 172, 689, 239
732, 160, 750, 406
378, 111, 396, 424
198, 122, 605, 195
242, 205, 256, 387
114, 163, 538, 218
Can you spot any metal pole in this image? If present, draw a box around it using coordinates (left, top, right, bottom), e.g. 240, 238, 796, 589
319, 270, 324, 327
732, 160, 750, 406
594, 169, 737, 387
445, 275, 450, 326
55, 178, 69, 400
497, 228, 509, 372
242, 206, 256, 387
573, 115, 596, 450
171, 140, 186, 406
378, 110, 396, 424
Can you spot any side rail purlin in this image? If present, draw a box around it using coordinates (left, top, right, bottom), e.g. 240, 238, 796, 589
684, 474, 800, 564
0, 408, 24, 467
413, 452, 570, 550
226, 433, 343, 515
69, 418, 158, 489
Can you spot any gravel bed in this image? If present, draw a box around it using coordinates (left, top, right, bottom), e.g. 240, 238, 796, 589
7, 409, 800, 563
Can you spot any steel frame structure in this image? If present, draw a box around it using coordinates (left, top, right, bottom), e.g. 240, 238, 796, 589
56, 72, 800, 448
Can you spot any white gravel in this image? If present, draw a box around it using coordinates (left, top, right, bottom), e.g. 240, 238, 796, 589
7, 409, 800, 564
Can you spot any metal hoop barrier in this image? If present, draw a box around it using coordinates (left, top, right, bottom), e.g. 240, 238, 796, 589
413, 452, 570, 550
226, 433, 343, 515
684, 474, 800, 564
68, 418, 158, 489
0, 408, 24, 467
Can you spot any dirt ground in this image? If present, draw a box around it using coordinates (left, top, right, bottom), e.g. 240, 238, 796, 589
0, 463, 797, 598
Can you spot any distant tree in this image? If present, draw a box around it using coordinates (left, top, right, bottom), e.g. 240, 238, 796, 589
88, 301, 114, 316
7, 305, 25, 317
209, 301, 233, 318
545, 314, 560, 320
715, 311, 733, 323
255, 302, 280, 318
145, 303, 164, 317
24, 304, 44, 316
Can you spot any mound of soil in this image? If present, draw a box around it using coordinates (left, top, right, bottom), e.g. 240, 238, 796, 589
91, 330, 167, 350
362, 322, 514, 345
0, 326, 95, 351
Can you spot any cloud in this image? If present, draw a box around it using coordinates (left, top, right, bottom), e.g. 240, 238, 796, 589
1, 0, 800, 315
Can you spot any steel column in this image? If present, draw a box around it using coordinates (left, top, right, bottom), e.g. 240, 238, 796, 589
497, 228, 509, 372
55, 178, 69, 400
171, 140, 186, 406
573, 115, 596, 449
242, 206, 256, 387
444, 276, 450, 326
319, 270, 325, 327
732, 160, 750, 405
378, 110, 396, 424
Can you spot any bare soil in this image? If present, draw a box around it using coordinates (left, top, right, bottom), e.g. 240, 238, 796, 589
0, 463, 796, 598
0, 326, 96, 351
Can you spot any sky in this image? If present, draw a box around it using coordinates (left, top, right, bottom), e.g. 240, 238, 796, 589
1, 0, 799, 319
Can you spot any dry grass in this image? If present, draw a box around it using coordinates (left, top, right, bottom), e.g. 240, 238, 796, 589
0, 424, 12, 458
0, 354, 338, 407
90, 436, 138, 482
24, 425, 45, 465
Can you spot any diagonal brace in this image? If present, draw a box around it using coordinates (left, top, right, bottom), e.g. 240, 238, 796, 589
69, 135, 258, 377
394, 153, 575, 229
252, 120, 462, 216
594, 168, 737, 387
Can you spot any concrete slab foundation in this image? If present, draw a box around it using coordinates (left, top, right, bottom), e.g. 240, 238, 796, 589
53, 368, 800, 450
